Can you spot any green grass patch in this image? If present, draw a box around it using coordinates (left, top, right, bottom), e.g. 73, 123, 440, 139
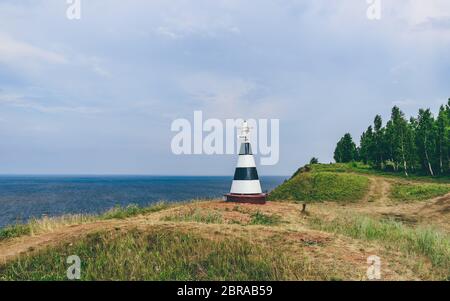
0, 224, 31, 241
308, 163, 450, 183
306, 162, 372, 174
390, 183, 450, 202
100, 202, 171, 220
269, 171, 370, 203
0, 228, 332, 280
249, 212, 282, 226
162, 208, 223, 224
309, 215, 450, 275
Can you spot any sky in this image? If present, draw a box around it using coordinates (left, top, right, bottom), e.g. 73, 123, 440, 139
0, 0, 449, 176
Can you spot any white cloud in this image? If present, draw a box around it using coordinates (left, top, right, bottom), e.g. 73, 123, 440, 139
151, 1, 242, 39
402, 0, 450, 26
0, 33, 67, 65
180, 73, 288, 119
0, 92, 101, 115
155, 26, 181, 39
77, 56, 112, 78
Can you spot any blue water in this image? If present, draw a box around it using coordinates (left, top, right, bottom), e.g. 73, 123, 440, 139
0, 176, 287, 228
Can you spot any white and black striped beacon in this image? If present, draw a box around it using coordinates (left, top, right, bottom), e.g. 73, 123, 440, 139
225, 120, 267, 204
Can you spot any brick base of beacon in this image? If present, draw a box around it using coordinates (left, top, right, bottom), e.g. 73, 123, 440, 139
225, 193, 267, 204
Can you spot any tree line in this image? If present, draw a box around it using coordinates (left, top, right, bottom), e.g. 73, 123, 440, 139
334, 99, 450, 176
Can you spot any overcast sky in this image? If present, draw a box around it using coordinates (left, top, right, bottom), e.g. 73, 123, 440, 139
0, 0, 449, 175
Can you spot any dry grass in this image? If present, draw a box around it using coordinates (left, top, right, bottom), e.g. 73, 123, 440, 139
29, 215, 97, 234
162, 207, 224, 224
0, 169, 449, 280
0, 227, 336, 281
0, 202, 174, 242
0, 214, 97, 241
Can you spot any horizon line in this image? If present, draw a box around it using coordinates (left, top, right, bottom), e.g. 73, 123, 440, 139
0, 174, 289, 177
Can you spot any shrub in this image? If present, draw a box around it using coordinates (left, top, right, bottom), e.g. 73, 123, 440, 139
249, 212, 282, 226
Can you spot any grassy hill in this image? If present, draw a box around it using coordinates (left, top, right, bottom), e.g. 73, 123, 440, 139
0, 163, 449, 281
270, 163, 450, 203
269, 170, 370, 202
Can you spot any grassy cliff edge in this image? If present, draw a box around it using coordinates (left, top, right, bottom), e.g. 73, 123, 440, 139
0, 164, 449, 281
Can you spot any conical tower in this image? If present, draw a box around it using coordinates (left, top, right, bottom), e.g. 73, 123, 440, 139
225, 121, 267, 204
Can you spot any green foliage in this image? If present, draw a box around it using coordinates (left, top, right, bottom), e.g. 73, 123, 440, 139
436, 105, 449, 174
309, 157, 319, 164
416, 109, 437, 176
101, 202, 170, 220
334, 133, 358, 163
390, 183, 450, 201
249, 212, 282, 226
335, 100, 450, 177
0, 229, 330, 281
309, 215, 450, 273
306, 162, 372, 174
359, 126, 375, 165
309, 162, 449, 183
269, 171, 370, 203
0, 224, 31, 241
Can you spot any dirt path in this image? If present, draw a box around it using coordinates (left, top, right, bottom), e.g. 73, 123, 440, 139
348, 176, 450, 232
364, 176, 391, 204
0, 202, 309, 265
308, 175, 449, 233
373, 192, 450, 232
0, 203, 189, 264
0, 220, 132, 264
